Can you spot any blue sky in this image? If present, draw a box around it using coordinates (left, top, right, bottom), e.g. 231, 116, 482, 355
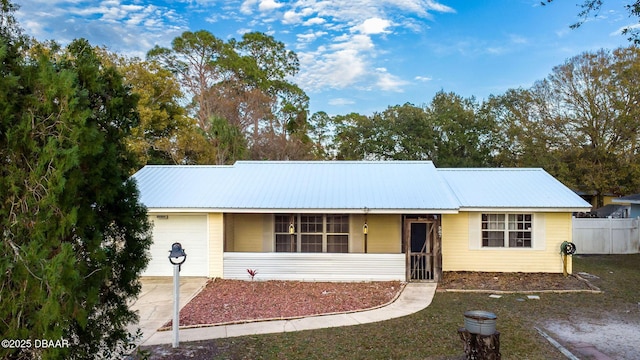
16, 0, 635, 116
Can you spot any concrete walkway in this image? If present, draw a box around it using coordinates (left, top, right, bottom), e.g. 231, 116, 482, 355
140, 282, 437, 346
129, 277, 209, 345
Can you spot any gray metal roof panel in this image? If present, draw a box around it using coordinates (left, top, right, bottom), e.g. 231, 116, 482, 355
438, 168, 592, 209
611, 194, 640, 204
132, 161, 460, 211
132, 162, 591, 211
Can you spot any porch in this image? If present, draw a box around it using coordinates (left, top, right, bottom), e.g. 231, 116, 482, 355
223, 252, 406, 281
222, 214, 442, 282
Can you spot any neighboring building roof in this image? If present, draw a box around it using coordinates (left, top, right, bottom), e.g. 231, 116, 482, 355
611, 194, 640, 204
132, 161, 592, 213
439, 168, 592, 211
590, 204, 629, 218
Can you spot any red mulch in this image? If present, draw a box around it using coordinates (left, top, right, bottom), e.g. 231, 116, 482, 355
164, 279, 402, 328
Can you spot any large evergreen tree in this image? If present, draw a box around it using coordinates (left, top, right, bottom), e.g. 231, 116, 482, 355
0, 3, 151, 358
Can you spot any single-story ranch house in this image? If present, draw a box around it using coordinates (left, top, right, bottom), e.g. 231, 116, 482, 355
132, 161, 591, 282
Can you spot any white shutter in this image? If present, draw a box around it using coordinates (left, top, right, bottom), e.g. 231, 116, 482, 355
468, 213, 481, 249
533, 213, 546, 250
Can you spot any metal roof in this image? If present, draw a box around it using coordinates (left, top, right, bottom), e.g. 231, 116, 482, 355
438, 168, 592, 210
132, 161, 460, 213
131, 161, 592, 213
611, 194, 640, 204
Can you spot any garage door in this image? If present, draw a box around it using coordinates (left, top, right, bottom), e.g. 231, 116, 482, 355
143, 214, 209, 277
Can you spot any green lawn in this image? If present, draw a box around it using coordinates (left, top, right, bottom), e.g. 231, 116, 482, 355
138, 254, 640, 359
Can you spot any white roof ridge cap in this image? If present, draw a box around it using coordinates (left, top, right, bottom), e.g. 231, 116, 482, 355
438, 167, 543, 171
234, 160, 434, 164
142, 164, 232, 168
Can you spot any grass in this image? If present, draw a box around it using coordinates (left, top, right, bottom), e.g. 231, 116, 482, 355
138, 254, 640, 359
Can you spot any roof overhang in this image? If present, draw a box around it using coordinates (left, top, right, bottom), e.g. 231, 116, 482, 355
145, 208, 460, 214
457, 207, 592, 213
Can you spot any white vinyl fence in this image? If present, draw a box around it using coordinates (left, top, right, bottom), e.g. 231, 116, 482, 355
572, 217, 640, 254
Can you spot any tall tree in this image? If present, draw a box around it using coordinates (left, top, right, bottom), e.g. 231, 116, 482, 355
547, 47, 640, 203
206, 116, 247, 165
308, 111, 332, 159
331, 112, 376, 160
95, 50, 194, 166
147, 30, 232, 133
428, 91, 497, 167
0, 26, 151, 360
149, 30, 311, 163
484, 88, 563, 170
369, 103, 437, 160
490, 47, 640, 206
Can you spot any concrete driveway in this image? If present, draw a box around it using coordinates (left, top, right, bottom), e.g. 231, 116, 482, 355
128, 277, 208, 345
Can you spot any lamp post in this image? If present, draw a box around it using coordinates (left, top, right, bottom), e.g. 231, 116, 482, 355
168, 242, 186, 348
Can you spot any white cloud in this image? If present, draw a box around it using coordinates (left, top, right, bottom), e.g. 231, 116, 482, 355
375, 68, 407, 91
611, 23, 640, 36
304, 17, 326, 26
330, 34, 374, 52
298, 47, 368, 90
509, 34, 527, 44
16, 0, 187, 58
283, 7, 316, 25
328, 98, 356, 106
16, 0, 456, 98
240, 0, 258, 15
259, 0, 283, 12
283, 10, 303, 24
297, 38, 370, 91
352, 17, 393, 35
415, 76, 432, 82
285, 1, 455, 93
297, 31, 328, 44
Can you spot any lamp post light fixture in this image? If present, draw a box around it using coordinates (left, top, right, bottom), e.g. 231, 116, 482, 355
168, 242, 186, 348
363, 222, 368, 253
289, 219, 295, 252
363, 207, 369, 253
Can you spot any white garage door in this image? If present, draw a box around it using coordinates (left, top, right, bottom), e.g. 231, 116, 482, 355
143, 214, 209, 277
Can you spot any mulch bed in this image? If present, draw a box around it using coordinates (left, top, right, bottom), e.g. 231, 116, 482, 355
164, 279, 402, 328
439, 271, 596, 292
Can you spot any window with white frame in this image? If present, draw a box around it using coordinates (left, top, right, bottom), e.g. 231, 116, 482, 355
275, 214, 349, 253
481, 213, 532, 248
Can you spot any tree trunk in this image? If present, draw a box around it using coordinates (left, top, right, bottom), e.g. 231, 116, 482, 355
458, 328, 501, 360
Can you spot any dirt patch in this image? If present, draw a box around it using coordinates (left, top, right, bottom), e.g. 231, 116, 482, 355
163, 279, 402, 328
439, 271, 595, 292
545, 319, 640, 360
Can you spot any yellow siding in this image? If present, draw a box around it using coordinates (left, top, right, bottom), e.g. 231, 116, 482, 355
224, 214, 234, 251
350, 214, 365, 253
442, 212, 573, 273
366, 215, 402, 253
208, 213, 224, 277
231, 214, 265, 252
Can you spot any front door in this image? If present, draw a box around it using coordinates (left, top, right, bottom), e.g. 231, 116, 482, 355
405, 218, 441, 281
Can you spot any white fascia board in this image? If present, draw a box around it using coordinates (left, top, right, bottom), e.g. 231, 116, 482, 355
146, 207, 459, 214
458, 207, 592, 213
146, 208, 218, 213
